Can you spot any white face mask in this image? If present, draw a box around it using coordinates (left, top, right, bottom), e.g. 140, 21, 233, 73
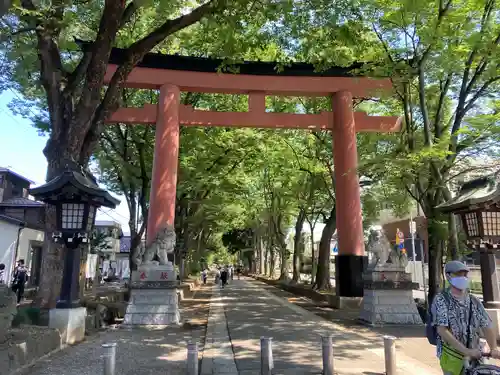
449, 276, 470, 290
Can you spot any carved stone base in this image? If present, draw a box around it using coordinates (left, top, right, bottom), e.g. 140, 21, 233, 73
123, 264, 180, 327
359, 269, 421, 326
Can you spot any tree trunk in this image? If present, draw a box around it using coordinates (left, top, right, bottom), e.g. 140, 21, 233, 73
292, 209, 306, 282
427, 216, 445, 304
244, 251, 254, 273
305, 214, 319, 285
279, 245, 288, 280
313, 207, 336, 290
129, 231, 142, 272
269, 249, 275, 278
264, 243, 269, 276
448, 214, 460, 260
180, 221, 190, 280
307, 218, 316, 285
259, 234, 265, 274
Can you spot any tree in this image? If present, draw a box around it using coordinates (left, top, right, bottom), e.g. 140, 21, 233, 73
94, 120, 153, 272
359, 0, 500, 302
1, 0, 260, 307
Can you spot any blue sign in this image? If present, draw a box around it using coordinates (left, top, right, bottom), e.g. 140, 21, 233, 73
332, 245, 338, 255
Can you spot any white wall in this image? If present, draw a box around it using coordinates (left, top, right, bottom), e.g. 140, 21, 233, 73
16, 227, 44, 265
406, 261, 429, 289
0, 221, 20, 284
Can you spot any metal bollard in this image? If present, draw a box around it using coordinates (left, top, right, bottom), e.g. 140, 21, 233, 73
102, 342, 117, 375
187, 342, 199, 375
383, 335, 397, 375
260, 337, 274, 375
321, 335, 335, 375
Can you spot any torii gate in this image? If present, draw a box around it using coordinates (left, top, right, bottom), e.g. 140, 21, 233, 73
104, 49, 400, 299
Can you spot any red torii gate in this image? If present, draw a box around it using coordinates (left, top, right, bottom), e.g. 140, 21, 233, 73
104, 49, 400, 299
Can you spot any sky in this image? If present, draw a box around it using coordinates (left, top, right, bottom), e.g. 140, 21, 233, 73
0, 90, 132, 234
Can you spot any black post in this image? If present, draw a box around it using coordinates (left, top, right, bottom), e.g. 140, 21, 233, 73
56, 245, 82, 309
479, 248, 500, 309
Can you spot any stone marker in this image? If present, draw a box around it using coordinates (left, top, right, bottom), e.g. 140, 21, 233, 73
359, 227, 421, 325
123, 225, 180, 327
123, 262, 180, 326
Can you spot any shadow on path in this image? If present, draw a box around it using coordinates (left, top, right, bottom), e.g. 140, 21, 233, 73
219, 279, 385, 374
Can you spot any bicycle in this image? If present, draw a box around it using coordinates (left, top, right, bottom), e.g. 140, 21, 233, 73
464, 353, 500, 374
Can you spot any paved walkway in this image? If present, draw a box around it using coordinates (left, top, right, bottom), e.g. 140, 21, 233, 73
201, 277, 442, 375
200, 286, 238, 374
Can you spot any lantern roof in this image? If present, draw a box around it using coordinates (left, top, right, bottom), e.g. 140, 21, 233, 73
29, 168, 119, 209
437, 175, 500, 214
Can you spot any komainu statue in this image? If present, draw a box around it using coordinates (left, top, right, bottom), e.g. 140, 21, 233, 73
367, 226, 408, 269
133, 225, 176, 267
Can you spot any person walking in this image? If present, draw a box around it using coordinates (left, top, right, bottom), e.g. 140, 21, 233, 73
220, 267, 228, 288
12, 259, 27, 305
201, 268, 207, 285
0, 263, 5, 284
226, 265, 232, 284
215, 268, 220, 284
431, 260, 500, 375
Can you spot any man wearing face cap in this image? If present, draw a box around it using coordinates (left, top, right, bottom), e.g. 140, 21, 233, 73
432, 260, 500, 374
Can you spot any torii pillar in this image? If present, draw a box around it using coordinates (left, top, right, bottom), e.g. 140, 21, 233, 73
146, 84, 180, 245
332, 91, 366, 300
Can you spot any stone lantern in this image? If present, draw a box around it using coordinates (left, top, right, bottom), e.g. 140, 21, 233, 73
437, 175, 500, 308
29, 165, 119, 344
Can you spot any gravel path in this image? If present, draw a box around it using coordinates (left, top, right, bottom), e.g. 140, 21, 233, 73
20, 285, 212, 375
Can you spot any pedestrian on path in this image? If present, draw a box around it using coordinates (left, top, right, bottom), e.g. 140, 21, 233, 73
202, 268, 207, 285
0, 263, 5, 284
12, 259, 27, 304
215, 268, 220, 284
220, 267, 228, 288
431, 260, 500, 375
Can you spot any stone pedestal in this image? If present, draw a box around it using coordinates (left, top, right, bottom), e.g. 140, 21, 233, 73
49, 307, 86, 344
486, 308, 500, 341
123, 263, 180, 327
359, 266, 421, 325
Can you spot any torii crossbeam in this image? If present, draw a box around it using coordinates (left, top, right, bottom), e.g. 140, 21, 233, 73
104, 48, 401, 299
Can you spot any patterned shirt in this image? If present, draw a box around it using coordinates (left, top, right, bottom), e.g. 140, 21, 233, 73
431, 289, 492, 358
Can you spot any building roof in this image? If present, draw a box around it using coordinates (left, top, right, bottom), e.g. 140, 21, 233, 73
437, 175, 500, 213
0, 214, 25, 226
0, 197, 44, 207
95, 220, 121, 227
0, 168, 34, 184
